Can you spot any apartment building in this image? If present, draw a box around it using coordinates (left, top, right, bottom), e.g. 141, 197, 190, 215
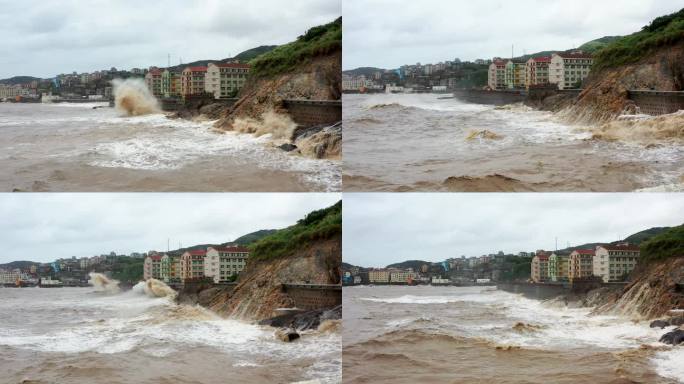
531, 251, 551, 283
547, 253, 569, 282
593, 244, 640, 282
368, 269, 390, 283
144, 68, 163, 97
487, 59, 507, 90
525, 56, 551, 89
181, 66, 208, 97
390, 270, 417, 284
160, 254, 181, 283
549, 52, 593, 90
204, 246, 250, 283
205, 62, 250, 99
161, 69, 181, 98
143, 254, 163, 280
180, 249, 207, 281
568, 249, 595, 282
505, 60, 526, 89
0, 84, 30, 99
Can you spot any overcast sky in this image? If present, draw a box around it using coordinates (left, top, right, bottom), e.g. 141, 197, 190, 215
0, 0, 340, 79
0, 193, 340, 263
343, 0, 684, 70
343, 194, 684, 268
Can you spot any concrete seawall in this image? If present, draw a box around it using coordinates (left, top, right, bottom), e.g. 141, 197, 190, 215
282, 284, 342, 310
282, 99, 342, 128
627, 91, 684, 115
453, 90, 526, 106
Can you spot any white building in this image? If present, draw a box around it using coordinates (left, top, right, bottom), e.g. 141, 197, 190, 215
593, 244, 640, 282
0, 269, 26, 285
549, 52, 594, 90
0, 84, 30, 100
205, 62, 251, 99
203, 246, 250, 283
390, 270, 416, 283
143, 254, 163, 280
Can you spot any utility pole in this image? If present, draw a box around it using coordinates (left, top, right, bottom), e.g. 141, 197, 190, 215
511, 44, 514, 59
555, 237, 558, 251
168, 53, 171, 67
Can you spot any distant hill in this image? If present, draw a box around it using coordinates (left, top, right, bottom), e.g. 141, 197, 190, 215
233, 229, 278, 245
234, 45, 278, 62
0, 76, 41, 85
343, 67, 386, 77
0, 260, 40, 270
579, 36, 622, 53
386, 260, 430, 271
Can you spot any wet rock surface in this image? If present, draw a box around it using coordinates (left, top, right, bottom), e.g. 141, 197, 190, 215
259, 305, 342, 331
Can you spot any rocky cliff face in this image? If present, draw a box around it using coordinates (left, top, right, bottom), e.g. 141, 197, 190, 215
208, 52, 342, 159
569, 42, 684, 122
202, 235, 341, 321
593, 256, 684, 320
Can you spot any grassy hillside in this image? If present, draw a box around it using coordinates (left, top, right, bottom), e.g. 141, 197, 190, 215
233, 45, 277, 62
579, 36, 622, 53
233, 229, 278, 245
0, 76, 41, 85
594, 8, 684, 70
250, 17, 342, 77
249, 201, 342, 261
640, 224, 684, 262
386, 260, 431, 271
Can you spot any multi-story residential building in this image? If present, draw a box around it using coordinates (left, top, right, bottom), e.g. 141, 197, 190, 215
205, 62, 250, 99
0, 84, 30, 99
488, 59, 507, 90
144, 68, 163, 97
204, 246, 250, 283
568, 249, 595, 282
160, 254, 181, 283
531, 251, 551, 283
549, 52, 593, 90
79, 257, 89, 270
525, 56, 551, 89
368, 269, 390, 283
593, 244, 640, 282
181, 66, 207, 98
143, 254, 163, 280
0, 269, 26, 285
505, 60, 526, 89
548, 253, 569, 282
389, 270, 417, 284
161, 69, 181, 98
180, 249, 207, 281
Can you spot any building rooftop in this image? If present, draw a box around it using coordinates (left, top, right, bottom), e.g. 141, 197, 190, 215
185, 66, 208, 72
212, 62, 251, 69
211, 246, 250, 253
600, 244, 640, 252
572, 249, 596, 255
556, 52, 593, 59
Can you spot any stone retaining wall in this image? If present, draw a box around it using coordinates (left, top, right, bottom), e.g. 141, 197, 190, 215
282, 99, 342, 128
282, 284, 342, 310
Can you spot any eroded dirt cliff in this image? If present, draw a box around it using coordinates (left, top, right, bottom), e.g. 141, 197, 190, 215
569, 42, 684, 122
593, 256, 684, 320
202, 235, 341, 321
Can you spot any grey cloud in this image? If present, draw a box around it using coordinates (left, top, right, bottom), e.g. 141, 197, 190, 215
343, 0, 684, 69
0, 0, 340, 78
343, 193, 684, 268
0, 193, 340, 263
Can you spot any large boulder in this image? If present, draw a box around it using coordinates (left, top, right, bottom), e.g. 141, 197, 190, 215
659, 329, 684, 345
650, 320, 670, 329
275, 328, 300, 342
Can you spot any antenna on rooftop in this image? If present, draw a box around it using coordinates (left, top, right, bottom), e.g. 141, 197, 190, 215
511, 44, 514, 59
167, 238, 170, 252
555, 237, 558, 251
168, 53, 171, 67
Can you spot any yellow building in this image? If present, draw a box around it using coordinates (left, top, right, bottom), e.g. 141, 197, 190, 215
180, 249, 207, 282
144, 68, 163, 97
531, 251, 551, 283
568, 249, 595, 283
525, 56, 551, 89
368, 270, 390, 283
181, 66, 208, 98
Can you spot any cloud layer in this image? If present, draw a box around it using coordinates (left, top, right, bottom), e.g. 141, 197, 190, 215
343, 193, 684, 267
0, 193, 340, 263
0, 0, 340, 78
343, 0, 684, 69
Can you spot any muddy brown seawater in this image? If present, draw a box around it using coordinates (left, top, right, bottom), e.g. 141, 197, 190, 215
343, 286, 682, 384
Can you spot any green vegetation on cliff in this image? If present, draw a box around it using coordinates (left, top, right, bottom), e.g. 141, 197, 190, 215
640, 224, 684, 262
250, 17, 342, 77
578, 36, 622, 53
108, 256, 144, 283
594, 8, 684, 70
250, 201, 342, 261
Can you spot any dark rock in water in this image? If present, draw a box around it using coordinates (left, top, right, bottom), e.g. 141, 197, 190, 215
278, 143, 298, 152
291, 121, 341, 142
670, 317, 684, 326
650, 320, 670, 329
659, 329, 684, 345
275, 328, 300, 342
259, 305, 342, 331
